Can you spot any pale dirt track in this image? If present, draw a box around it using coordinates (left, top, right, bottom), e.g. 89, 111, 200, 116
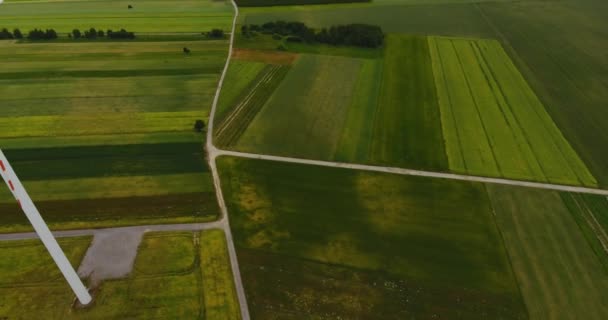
216, 150, 608, 196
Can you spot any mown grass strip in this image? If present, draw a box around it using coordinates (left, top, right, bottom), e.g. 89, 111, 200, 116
0, 111, 208, 138
200, 229, 241, 320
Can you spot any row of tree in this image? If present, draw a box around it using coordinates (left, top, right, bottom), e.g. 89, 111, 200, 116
26, 29, 58, 40
0, 27, 135, 41
0, 28, 56, 40
70, 28, 135, 40
0, 28, 23, 39
242, 21, 384, 48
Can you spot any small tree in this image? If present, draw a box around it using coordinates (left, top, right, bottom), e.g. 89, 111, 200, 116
97, 30, 105, 38
13, 29, 23, 39
86, 28, 97, 39
128, 4, 133, 9
208, 29, 224, 39
72, 29, 82, 39
194, 120, 205, 132
183, 47, 191, 54
0, 28, 13, 40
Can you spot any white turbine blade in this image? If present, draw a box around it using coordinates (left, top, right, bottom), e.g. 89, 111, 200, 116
0, 149, 92, 305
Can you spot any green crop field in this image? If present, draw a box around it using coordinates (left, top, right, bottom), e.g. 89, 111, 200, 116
240, 2, 494, 37
429, 36, 596, 186
218, 156, 526, 319
236, 54, 362, 159
0, 0, 233, 33
0, 4, 232, 231
367, 35, 446, 170
478, 0, 608, 186
0, 230, 240, 319
488, 185, 608, 319
226, 36, 449, 170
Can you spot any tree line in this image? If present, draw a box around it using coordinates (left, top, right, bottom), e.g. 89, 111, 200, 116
242, 21, 384, 48
70, 28, 135, 40
0, 27, 135, 41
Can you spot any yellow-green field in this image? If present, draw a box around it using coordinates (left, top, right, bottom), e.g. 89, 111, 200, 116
0, 230, 240, 319
428, 36, 596, 186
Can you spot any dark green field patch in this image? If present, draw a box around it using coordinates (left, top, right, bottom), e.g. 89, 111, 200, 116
0, 192, 219, 231
219, 156, 526, 318
5, 143, 207, 180
241, 3, 494, 36
370, 34, 447, 170
240, 248, 526, 319
479, 1, 608, 186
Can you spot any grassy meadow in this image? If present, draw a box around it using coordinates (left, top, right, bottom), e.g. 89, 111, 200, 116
429, 36, 596, 186
488, 185, 608, 319
218, 156, 526, 319
0, 230, 240, 319
0, 5, 233, 231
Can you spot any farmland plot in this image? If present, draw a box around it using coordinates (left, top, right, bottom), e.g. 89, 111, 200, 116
488, 185, 608, 319
219, 156, 526, 319
215, 64, 290, 147
0, 230, 240, 319
365, 35, 447, 170
0, 38, 230, 232
236, 54, 362, 159
429, 37, 596, 186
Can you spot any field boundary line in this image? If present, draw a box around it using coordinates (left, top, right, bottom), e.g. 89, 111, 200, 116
215, 150, 608, 196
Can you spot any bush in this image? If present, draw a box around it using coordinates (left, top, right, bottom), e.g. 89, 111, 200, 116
272, 33, 282, 40
285, 36, 302, 43
107, 29, 135, 39
208, 29, 224, 38
193, 120, 205, 132
0, 28, 13, 40
72, 29, 82, 39
277, 43, 288, 51
13, 29, 23, 39
84, 28, 97, 39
